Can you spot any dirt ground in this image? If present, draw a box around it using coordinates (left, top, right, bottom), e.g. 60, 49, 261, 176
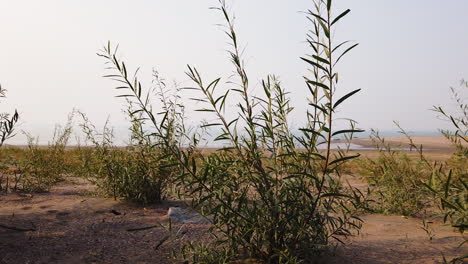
0, 178, 211, 264
351, 136, 467, 151
0, 177, 466, 264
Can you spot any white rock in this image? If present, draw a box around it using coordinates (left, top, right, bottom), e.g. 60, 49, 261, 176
167, 207, 212, 224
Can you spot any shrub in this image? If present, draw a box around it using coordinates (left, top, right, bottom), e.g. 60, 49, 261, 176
425, 81, 467, 263
0, 113, 74, 193
359, 129, 432, 216
103, 0, 370, 262
19, 117, 73, 192
359, 81, 466, 262
78, 72, 183, 203
0, 147, 25, 193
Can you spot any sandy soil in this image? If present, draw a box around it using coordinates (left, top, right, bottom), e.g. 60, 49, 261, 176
0, 178, 466, 264
344, 149, 454, 162
322, 214, 466, 264
352, 136, 466, 150
0, 178, 210, 264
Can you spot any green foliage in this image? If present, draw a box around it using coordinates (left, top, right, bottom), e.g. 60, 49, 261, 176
20, 116, 73, 192
0, 147, 25, 193
434, 80, 468, 157
0, 85, 19, 147
426, 81, 467, 262
359, 121, 465, 218
0, 116, 73, 193
78, 72, 183, 203
359, 129, 432, 216
360, 82, 467, 262
103, 0, 369, 262
0, 84, 22, 192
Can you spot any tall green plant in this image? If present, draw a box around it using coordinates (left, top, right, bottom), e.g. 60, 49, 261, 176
0, 85, 19, 146
102, 0, 368, 262
426, 81, 467, 263
433, 80, 468, 157
427, 81, 467, 232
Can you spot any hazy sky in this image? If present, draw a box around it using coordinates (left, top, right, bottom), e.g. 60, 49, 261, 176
1, 0, 467, 144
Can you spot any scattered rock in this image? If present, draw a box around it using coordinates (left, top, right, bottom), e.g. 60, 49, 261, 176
167, 207, 212, 224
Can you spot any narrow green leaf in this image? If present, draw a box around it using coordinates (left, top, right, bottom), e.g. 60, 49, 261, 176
321, 193, 350, 198
201, 123, 223, 128
332, 129, 365, 137
312, 55, 330, 65
332, 40, 351, 53
444, 169, 452, 198
122, 62, 127, 78
318, 19, 330, 38
195, 109, 216, 112
334, 43, 359, 66
308, 11, 327, 24
301, 57, 329, 74
329, 154, 360, 165
331, 9, 350, 26
333, 89, 361, 109
306, 79, 330, 90
309, 103, 328, 114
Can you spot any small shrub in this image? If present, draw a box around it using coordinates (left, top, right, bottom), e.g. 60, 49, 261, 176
19, 118, 73, 192
359, 129, 432, 216
0, 147, 24, 193
0, 113, 74, 193
78, 74, 183, 203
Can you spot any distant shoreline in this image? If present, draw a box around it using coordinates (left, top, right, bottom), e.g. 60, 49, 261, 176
3, 136, 462, 152
336, 136, 464, 151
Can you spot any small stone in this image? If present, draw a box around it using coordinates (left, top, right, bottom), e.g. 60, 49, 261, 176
167, 207, 212, 224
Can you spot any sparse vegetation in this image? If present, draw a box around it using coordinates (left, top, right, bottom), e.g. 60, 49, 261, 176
358, 129, 432, 216
0, 114, 73, 193
77, 70, 184, 203
427, 81, 467, 263
0, 1, 466, 264
356, 83, 467, 262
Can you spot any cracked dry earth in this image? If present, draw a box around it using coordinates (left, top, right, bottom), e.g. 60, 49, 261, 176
0, 177, 466, 264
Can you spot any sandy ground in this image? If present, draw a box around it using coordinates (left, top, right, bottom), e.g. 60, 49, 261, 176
0, 177, 466, 264
351, 136, 466, 150
0, 178, 210, 264
344, 149, 454, 162
322, 214, 466, 264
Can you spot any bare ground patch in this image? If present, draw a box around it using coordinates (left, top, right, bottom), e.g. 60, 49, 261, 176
0, 177, 465, 264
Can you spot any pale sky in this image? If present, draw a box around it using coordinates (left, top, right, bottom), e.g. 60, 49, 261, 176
1, 0, 467, 144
